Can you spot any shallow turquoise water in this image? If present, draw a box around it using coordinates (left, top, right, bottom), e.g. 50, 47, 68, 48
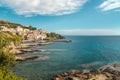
13, 36, 120, 80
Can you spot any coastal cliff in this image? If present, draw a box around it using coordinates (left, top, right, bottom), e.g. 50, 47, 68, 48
0, 20, 65, 80
0, 31, 24, 80
0, 20, 65, 60
0, 20, 64, 42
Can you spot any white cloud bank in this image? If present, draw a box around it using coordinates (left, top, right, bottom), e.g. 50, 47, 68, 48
56, 29, 120, 35
0, 0, 87, 16
99, 0, 120, 11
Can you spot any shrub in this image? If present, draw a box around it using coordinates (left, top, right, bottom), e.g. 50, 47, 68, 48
0, 31, 24, 80
0, 66, 24, 80
46, 32, 64, 39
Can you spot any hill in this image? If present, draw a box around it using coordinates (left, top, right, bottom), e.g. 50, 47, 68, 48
0, 20, 36, 30
0, 20, 64, 41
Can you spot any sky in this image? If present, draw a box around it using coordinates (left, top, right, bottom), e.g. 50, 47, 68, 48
0, 0, 120, 35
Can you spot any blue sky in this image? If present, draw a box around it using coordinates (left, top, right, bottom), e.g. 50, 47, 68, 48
0, 0, 120, 35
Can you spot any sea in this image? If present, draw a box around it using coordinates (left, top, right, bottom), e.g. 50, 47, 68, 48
13, 36, 120, 80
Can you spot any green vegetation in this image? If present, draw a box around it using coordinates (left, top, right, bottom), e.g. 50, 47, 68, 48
0, 31, 22, 44
0, 67, 23, 80
0, 26, 2, 30
0, 57, 24, 80
0, 50, 16, 67
46, 32, 64, 40
23, 25, 36, 30
0, 20, 36, 30
0, 31, 24, 80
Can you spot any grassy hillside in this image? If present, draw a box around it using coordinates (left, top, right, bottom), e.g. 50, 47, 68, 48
0, 31, 24, 80
0, 20, 36, 30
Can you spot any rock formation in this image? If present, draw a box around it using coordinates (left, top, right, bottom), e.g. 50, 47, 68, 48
52, 64, 120, 80
26, 29, 48, 41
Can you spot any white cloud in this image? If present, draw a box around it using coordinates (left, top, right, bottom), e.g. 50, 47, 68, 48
99, 0, 120, 11
56, 29, 120, 35
0, 0, 87, 16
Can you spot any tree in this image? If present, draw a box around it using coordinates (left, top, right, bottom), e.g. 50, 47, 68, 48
46, 32, 64, 40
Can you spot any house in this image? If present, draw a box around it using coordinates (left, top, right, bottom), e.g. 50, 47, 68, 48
26, 29, 47, 41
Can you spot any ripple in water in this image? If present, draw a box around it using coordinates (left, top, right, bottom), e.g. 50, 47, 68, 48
13, 36, 120, 80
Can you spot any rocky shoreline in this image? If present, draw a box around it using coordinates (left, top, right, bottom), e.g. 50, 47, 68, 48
52, 64, 120, 80
15, 56, 48, 61
15, 49, 47, 54
14, 39, 71, 61
0, 21, 70, 62
53, 39, 72, 43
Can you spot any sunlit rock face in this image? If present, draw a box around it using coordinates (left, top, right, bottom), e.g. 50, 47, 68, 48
0, 26, 48, 41
27, 29, 48, 41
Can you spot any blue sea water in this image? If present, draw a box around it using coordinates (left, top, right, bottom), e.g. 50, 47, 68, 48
13, 36, 120, 80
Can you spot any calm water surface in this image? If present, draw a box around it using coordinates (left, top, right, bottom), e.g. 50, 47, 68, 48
13, 36, 120, 80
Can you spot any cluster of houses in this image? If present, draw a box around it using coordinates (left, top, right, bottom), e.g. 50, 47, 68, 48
0, 26, 48, 41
